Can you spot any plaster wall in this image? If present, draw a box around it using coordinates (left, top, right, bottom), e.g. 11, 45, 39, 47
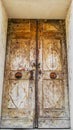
66, 1, 73, 129
2, 0, 71, 19
0, 0, 8, 118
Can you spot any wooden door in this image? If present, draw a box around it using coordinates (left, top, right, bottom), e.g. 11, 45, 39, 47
1, 20, 36, 128
38, 20, 70, 128
1, 20, 70, 129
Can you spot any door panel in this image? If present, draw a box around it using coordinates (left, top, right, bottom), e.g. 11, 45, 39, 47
10, 39, 30, 70
2, 20, 36, 128
43, 39, 62, 71
38, 20, 70, 128
42, 80, 64, 109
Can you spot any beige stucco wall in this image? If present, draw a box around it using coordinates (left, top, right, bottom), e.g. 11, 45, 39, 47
0, 0, 8, 118
66, 0, 73, 129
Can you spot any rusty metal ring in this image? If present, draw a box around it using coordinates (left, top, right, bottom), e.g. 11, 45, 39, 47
50, 72, 57, 79
15, 72, 22, 79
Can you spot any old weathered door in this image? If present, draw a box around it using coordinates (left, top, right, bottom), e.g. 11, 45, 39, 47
1, 20, 70, 128
38, 20, 70, 128
2, 20, 36, 128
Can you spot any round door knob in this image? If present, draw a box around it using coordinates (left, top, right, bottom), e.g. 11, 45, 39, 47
50, 72, 57, 79
15, 72, 22, 79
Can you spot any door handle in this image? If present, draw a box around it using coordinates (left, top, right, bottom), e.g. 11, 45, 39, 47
29, 70, 34, 80
50, 72, 57, 79
15, 72, 22, 79
33, 63, 40, 68
39, 70, 42, 74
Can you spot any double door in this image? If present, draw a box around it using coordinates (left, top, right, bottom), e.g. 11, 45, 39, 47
1, 20, 70, 128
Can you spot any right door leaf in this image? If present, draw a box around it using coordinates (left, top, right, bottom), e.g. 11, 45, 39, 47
38, 20, 70, 128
